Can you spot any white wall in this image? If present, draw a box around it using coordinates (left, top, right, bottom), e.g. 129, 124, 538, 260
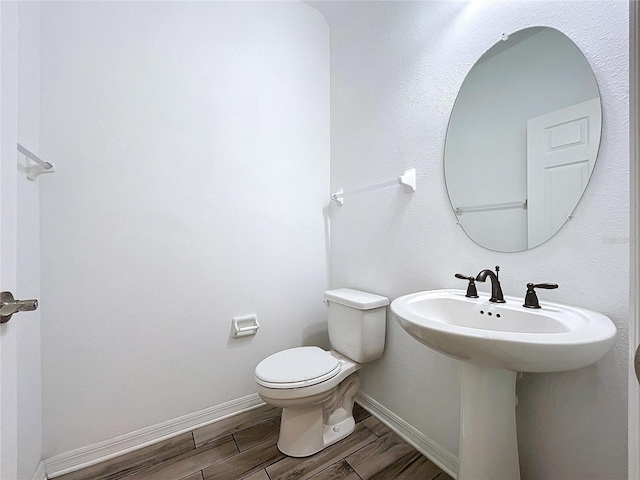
321, 1, 628, 479
39, 1, 329, 456
16, 3, 43, 478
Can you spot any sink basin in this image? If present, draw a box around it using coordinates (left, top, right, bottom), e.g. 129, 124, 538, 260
391, 289, 616, 480
391, 289, 616, 372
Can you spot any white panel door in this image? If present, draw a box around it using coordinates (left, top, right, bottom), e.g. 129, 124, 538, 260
527, 97, 601, 248
0, 3, 19, 478
631, 4, 640, 479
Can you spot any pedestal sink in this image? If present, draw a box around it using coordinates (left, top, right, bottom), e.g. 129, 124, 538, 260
390, 289, 616, 480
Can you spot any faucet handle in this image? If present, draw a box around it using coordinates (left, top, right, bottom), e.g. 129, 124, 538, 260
455, 273, 479, 298
523, 283, 558, 309
455, 273, 473, 280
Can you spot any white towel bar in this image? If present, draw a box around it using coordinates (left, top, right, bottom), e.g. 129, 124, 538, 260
331, 168, 416, 206
17, 143, 55, 181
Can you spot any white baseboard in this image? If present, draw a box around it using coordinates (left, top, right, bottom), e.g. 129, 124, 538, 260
45, 393, 265, 479
355, 392, 459, 478
32, 461, 47, 480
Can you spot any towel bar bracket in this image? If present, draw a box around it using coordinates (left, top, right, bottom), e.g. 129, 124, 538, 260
17, 143, 56, 181
26, 162, 56, 181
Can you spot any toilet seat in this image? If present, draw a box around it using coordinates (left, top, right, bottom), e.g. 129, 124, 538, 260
255, 346, 341, 389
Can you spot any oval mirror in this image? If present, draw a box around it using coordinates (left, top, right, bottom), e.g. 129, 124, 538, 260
444, 27, 601, 252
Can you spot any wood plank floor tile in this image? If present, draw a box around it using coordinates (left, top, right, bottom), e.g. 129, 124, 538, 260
122, 435, 238, 480
242, 470, 270, 480
346, 432, 415, 479
233, 415, 281, 452
193, 405, 280, 447
367, 450, 444, 480
202, 436, 285, 480
54, 402, 449, 480
353, 402, 370, 423
123, 435, 238, 480
266, 423, 377, 480
434, 470, 454, 480
178, 472, 204, 480
57, 432, 196, 480
361, 416, 391, 438
307, 459, 360, 480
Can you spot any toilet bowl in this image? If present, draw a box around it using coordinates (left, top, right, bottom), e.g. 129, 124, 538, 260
255, 347, 361, 457
254, 289, 388, 457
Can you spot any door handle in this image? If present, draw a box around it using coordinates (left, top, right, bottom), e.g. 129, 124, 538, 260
636, 344, 640, 384
0, 291, 38, 323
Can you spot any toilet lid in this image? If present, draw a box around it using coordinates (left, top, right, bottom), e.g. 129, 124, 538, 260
255, 346, 341, 388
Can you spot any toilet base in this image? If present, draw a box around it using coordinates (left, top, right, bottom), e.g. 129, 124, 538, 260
275, 373, 361, 457
277, 410, 356, 457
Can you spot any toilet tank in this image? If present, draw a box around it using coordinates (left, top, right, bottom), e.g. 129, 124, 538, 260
324, 288, 389, 363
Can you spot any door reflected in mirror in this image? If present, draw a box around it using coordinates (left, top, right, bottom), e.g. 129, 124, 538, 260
444, 27, 601, 252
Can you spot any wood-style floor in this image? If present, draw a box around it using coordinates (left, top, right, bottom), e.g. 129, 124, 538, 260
56, 403, 453, 480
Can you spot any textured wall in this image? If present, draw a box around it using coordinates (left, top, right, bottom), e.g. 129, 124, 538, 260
39, 1, 329, 456
320, 1, 629, 478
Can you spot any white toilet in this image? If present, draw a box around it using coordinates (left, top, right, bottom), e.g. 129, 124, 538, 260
254, 288, 389, 457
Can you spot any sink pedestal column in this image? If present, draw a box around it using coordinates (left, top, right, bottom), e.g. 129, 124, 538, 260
458, 362, 519, 480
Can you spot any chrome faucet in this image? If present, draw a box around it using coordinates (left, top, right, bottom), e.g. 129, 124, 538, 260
475, 266, 505, 303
